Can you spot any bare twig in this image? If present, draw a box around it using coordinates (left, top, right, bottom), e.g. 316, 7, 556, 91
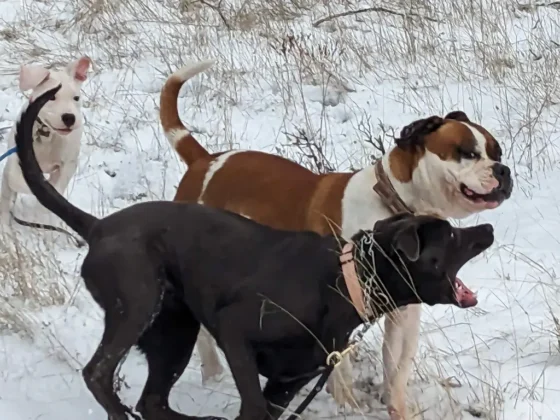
198, 0, 232, 30
313, 6, 440, 27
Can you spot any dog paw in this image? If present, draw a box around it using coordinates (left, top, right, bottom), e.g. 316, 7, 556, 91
388, 405, 406, 420
201, 365, 226, 386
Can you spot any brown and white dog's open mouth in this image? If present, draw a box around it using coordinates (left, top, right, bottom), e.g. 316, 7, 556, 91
460, 183, 504, 210
454, 277, 477, 308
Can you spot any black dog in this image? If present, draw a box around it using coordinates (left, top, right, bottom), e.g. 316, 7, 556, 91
15, 86, 494, 420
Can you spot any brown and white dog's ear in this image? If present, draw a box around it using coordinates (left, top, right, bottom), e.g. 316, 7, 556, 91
19, 65, 50, 92
66, 56, 92, 83
444, 110, 471, 122
395, 116, 444, 149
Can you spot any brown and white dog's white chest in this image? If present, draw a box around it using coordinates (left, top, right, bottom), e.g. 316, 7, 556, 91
340, 165, 393, 240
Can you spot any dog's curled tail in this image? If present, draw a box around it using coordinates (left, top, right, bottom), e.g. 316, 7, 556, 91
160, 59, 215, 166
14, 85, 98, 241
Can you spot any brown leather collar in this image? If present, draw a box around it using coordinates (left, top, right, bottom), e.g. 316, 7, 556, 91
373, 160, 413, 215
340, 242, 371, 319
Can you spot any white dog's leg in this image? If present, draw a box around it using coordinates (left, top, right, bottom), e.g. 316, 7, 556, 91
51, 161, 77, 196
197, 327, 225, 385
382, 304, 422, 420
0, 169, 15, 225
326, 353, 359, 408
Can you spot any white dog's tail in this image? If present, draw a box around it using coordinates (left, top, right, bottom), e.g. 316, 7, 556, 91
159, 60, 215, 166
13, 85, 98, 242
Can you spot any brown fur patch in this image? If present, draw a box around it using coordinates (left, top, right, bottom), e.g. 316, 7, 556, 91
307, 173, 355, 235
174, 151, 354, 234
389, 119, 491, 183
469, 122, 502, 162
160, 74, 210, 165
424, 121, 477, 161
388, 147, 423, 183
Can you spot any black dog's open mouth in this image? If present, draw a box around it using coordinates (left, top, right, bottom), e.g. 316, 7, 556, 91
454, 277, 477, 308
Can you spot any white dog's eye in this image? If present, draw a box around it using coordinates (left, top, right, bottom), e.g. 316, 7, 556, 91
73, 96, 80, 102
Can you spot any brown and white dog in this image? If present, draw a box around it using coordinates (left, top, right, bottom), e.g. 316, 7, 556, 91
159, 61, 513, 419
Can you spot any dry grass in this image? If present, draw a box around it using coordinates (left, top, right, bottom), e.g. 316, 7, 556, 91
0, 230, 68, 338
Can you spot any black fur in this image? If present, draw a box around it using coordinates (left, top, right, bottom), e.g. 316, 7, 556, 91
16, 86, 495, 420
395, 110, 472, 149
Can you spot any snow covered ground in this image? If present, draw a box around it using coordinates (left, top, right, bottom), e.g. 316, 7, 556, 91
1, 0, 560, 418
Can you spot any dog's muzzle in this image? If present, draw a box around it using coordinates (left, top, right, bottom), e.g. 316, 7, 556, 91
491, 162, 513, 201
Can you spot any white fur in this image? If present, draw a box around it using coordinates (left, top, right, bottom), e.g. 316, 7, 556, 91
193, 129, 504, 417
167, 128, 190, 148
174, 60, 215, 84
198, 150, 243, 204
0, 57, 91, 228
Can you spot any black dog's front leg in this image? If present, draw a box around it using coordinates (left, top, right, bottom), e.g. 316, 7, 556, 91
216, 310, 269, 420
262, 377, 312, 419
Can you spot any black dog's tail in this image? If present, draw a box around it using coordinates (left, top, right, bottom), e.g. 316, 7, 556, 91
14, 85, 98, 241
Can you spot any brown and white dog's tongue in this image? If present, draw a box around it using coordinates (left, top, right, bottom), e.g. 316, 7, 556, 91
455, 277, 478, 307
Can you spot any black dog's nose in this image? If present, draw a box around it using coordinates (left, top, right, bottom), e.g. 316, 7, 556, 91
480, 223, 494, 235
61, 113, 76, 128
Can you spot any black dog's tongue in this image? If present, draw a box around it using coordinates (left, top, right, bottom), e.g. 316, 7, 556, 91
455, 277, 477, 307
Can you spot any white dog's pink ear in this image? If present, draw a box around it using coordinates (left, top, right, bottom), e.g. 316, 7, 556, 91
19, 65, 50, 91
66, 56, 91, 82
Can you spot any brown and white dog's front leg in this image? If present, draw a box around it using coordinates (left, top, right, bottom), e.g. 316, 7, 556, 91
382, 304, 422, 420
197, 327, 225, 385
325, 355, 359, 408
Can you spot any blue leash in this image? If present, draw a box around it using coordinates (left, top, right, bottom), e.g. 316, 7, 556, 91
0, 146, 17, 162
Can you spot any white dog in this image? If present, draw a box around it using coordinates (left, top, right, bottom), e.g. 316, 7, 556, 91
0, 57, 91, 228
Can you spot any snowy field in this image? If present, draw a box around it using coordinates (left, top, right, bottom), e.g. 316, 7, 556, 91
1, 0, 560, 419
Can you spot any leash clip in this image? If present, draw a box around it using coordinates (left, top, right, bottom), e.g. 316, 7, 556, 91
326, 344, 356, 367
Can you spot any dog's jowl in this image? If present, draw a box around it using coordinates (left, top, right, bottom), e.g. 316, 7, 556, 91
14, 86, 495, 420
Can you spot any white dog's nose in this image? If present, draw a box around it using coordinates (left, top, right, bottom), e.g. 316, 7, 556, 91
61, 113, 76, 128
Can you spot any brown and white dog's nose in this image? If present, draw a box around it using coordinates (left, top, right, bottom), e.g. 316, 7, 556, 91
61, 113, 76, 128
491, 162, 513, 197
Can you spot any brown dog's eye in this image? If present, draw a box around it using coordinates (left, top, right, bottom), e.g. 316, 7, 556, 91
457, 148, 480, 160
73, 96, 80, 101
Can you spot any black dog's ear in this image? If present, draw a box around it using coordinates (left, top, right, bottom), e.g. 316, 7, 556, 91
395, 116, 445, 149
373, 212, 411, 232
444, 111, 470, 122
393, 224, 420, 261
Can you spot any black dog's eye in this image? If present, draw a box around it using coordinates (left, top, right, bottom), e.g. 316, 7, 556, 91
430, 257, 439, 269
73, 96, 80, 101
